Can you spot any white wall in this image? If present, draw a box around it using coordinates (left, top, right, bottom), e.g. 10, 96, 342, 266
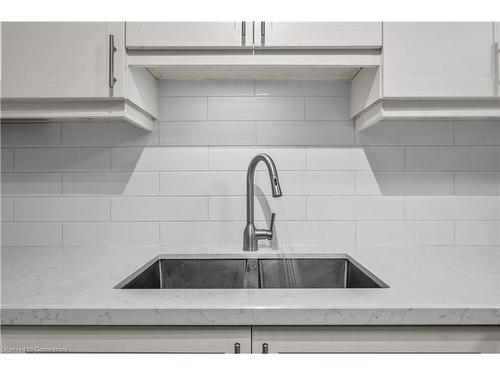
1, 80, 499, 249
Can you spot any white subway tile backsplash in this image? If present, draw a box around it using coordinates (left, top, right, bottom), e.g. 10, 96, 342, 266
159, 79, 254, 97
454, 120, 500, 145
161, 221, 243, 247
307, 196, 405, 220
357, 221, 454, 245
275, 221, 355, 246
15, 197, 110, 221
255, 80, 349, 97
305, 97, 350, 121
61, 121, 158, 147
160, 221, 355, 248
257, 171, 355, 196
208, 97, 304, 121
111, 197, 207, 221
160, 172, 245, 196
208, 196, 306, 221
256, 121, 354, 146
2, 223, 62, 246
1, 149, 14, 171
355, 171, 454, 196
2, 80, 499, 249
1, 198, 13, 221
111, 147, 208, 171
209, 147, 305, 171
158, 97, 207, 121
1, 124, 61, 147
62, 172, 159, 196
356, 120, 453, 145
406, 197, 499, 220
405, 146, 500, 171
15, 148, 110, 172
455, 221, 500, 245
160, 122, 256, 145
454, 172, 500, 195
306, 147, 404, 171
63, 222, 159, 246
1, 173, 62, 196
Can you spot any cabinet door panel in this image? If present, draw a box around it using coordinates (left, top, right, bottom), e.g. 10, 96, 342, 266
2, 22, 117, 98
383, 22, 496, 97
1, 326, 251, 353
255, 22, 382, 49
253, 326, 500, 353
126, 22, 250, 49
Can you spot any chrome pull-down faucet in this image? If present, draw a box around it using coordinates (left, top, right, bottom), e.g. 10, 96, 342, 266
243, 153, 282, 251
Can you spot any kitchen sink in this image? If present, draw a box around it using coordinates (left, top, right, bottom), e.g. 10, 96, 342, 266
117, 256, 387, 289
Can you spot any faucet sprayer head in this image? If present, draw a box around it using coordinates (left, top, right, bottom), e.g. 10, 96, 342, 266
271, 176, 282, 197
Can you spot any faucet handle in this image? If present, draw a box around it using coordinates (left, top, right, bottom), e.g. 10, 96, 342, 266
269, 212, 276, 233
264, 212, 276, 241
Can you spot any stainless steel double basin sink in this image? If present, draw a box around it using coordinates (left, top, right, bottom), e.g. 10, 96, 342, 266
117, 255, 387, 289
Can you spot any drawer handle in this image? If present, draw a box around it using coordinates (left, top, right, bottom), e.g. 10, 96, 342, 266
260, 22, 266, 46
241, 22, 246, 46
262, 343, 269, 354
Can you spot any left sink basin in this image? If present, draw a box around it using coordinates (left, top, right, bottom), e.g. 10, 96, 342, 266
119, 259, 253, 289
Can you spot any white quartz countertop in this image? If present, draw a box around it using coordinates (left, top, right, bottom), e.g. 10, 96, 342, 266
1, 245, 499, 325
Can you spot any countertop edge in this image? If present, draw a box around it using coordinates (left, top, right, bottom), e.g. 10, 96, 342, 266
2, 307, 500, 326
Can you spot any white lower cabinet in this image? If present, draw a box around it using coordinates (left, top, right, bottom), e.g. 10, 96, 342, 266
2, 326, 499, 353
252, 326, 500, 353
1, 326, 251, 353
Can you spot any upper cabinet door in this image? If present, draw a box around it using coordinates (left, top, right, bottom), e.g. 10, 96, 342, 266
2, 22, 122, 98
126, 22, 251, 49
383, 22, 496, 98
254, 22, 382, 49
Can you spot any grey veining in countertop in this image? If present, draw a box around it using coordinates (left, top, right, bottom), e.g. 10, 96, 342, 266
1, 245, 499, 325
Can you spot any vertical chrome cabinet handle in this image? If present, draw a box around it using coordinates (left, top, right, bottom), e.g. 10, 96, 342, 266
495, 42, 500, 84
260, 21, 266, 46
234, 342, 241, 354
262, 343, 269, 354
241, 22, 246, 46
108, 34, 117, 89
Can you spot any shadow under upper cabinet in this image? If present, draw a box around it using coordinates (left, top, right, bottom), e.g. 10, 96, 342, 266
118, 257, 387, 289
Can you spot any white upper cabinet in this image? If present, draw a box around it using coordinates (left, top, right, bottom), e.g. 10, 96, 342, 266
2, 22, 123, 98
125, 22, 382, 50
1, 22, 157, 131
126, 22, 252, 49
254, 22, 382, 49
383, 22, 497, 97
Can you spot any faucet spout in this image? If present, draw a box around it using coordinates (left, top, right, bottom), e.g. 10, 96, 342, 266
243, 153, 282, 251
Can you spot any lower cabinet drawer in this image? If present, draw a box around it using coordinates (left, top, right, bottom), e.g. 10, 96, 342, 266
1, 326, 251, 353
3, 325, 499, 353
252, 326, 500, 353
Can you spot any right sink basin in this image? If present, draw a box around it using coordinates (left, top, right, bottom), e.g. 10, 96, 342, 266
258, 258, 385, 289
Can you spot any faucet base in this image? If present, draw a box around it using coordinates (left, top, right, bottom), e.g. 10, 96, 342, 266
243, 223, 258, 252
